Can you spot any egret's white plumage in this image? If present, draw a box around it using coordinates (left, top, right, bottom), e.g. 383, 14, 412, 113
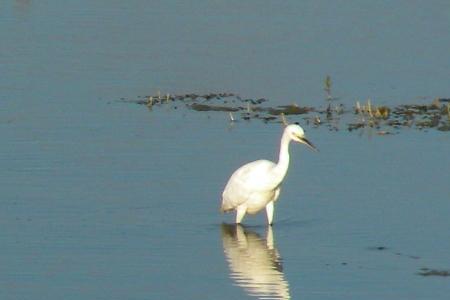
221, 124, 316, 225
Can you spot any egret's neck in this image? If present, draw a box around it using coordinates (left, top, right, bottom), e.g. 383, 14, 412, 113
275, 131, 292, 180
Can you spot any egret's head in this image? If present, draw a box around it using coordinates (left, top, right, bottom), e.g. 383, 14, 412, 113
286, 124, 318, 151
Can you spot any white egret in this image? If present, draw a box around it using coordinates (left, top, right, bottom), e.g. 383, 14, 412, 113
221, 124, 317, 225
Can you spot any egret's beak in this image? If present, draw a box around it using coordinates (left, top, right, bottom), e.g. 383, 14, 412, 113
300, 136, 318, 152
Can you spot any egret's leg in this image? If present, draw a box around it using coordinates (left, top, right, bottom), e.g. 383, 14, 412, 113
266, 201, 274, 225
266, 226, 274, 249
235, 205, 247, 224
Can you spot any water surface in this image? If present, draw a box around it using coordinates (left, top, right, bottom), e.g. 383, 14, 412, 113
1, 1, 450, 299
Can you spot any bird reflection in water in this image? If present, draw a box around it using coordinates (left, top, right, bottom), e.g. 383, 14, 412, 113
221, 224, 291, 299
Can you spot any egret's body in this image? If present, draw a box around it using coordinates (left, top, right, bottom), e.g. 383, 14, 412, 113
221, 124, 316, 225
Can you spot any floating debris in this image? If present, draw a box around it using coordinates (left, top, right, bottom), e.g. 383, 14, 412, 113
418, 268, 450, 277
125, 91, 450, 134
377, 130, 392, 135
367, 246, 389, 251
348, 122, 366, 131
243, 98, 268, 105
189, 103, 239, 112
267, 104, 314, 116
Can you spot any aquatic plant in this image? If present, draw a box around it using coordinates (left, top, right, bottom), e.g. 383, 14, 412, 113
324, 75, 332, 101
125, 91, 450, 134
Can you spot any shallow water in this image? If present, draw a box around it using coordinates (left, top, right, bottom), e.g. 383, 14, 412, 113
1, 1, 450, 299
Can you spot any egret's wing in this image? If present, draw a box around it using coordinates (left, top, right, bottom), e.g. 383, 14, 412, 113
221, 160, 276, 211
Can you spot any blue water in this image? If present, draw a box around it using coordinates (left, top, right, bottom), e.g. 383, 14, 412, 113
1, 1, 450, 299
